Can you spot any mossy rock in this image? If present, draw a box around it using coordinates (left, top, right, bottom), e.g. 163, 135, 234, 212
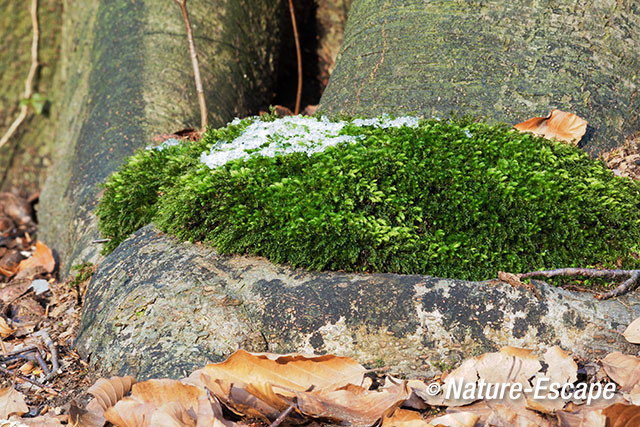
96, 115, 640, 281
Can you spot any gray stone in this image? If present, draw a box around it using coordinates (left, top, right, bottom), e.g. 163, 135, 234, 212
77, 225, 640, 380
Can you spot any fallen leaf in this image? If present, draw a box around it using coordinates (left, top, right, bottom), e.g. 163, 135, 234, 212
6, 414, 65, 426
623, 317, 640, 344
88, 375, 137, 411
69, 400, 106, 427
0, 250, 23, 277
601, 352, 640, 392
18, 241, 55, 274
293, 382, 410, 426
104, 379, 215, 427
0, 278, 31, 304
0, 387, 28, 418
428, 411, 479, 427
514, 109, 588, 144
0, 317, 14, 338
603, 403, 640, 426
626, 384, 640, 406
382, 408, 429, 426
556, 407, 606, 427
187, 349, 367, 420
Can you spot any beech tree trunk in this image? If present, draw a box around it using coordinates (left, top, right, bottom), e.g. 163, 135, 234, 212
37, 0, 288, 276
320, 0, 640, 155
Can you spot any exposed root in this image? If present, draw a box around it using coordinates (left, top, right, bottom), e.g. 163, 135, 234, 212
517, 268, 640, 300
288, 0, 302, 115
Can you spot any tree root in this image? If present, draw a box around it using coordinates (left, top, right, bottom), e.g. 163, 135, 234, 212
517, 268, 640, 300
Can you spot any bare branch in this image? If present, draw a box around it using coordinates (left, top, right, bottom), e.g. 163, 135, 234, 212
174, 0, 209, 132
288, 0, 302, 115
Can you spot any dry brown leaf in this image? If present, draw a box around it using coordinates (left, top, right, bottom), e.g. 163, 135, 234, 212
626, 384, 640, 406
104, 399, 155, 427
187, 349, 366, 420
293, 382, 410, 426
6, 414, 65, 426
105, 379, 206, 427
69, 399, 106, 427
623, 318, 640, 344
428, 411, 479, 427
88, 375, 137, 411
601, 352, 640, 393
18, 241, 55, 274
514, 109, 588, 144
0, 316, 15, 338
0, 250, 23, 277
0, 387, 28, 418
382, 408, 430, 426
557, 405, 607, 427
603, 403, 640, 426
485, 402, 554, 426
527, 346, 578, 414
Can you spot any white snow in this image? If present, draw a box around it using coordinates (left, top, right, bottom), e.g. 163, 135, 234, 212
200, 115, 421, 169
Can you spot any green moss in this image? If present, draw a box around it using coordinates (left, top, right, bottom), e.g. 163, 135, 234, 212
96, 116, 640, 281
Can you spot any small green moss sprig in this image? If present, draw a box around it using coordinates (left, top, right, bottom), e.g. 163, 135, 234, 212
96, 116, 640, 281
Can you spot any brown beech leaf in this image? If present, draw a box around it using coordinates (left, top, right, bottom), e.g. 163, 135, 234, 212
0, 387, 28, 418
428, 412, 480, 427
293, 382, 410, 426
0, 316, 15, 338
104, 399, 155, 427
7, 414, 65, 426
18, 241, 55, 274
603, 403, 640, 426
187, 349, 367, 420
601, 352, 640, 392
0, 278, 31, 304
88, 375, 137, 411
623, 317, 640, 344
0, 250, 23, 277
382, 408, 429, 426
514, 109, 587, 145
104, 379, 206, 427
69, 399, 106, 427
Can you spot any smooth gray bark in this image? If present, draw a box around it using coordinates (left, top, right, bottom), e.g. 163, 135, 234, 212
320, 0, 640, 155
38, 0, 286, 276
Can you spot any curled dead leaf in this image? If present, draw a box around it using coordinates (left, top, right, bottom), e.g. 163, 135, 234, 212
187, 349, 367, 421
514, 109, 587, 145
601, 352, 640, 393
18, 241, 55, 274
603, 403, 640, 426
0, 192, 34, 227
87, 375, 137, 414
623, 317, 640, 344
293, 382, 410, 426
0, 316, 15, 338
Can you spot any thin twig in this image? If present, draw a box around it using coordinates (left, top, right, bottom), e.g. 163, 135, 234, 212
288, 0, 302, 115
517, 268, 640, 300
0, 0, 40, 149
174, 0, 208, 132
0, 366, 58, 395
34, 330, 59, 380
270, 404, 295, 427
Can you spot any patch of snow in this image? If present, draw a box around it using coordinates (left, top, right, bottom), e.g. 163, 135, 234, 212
200, 115, 421, 169
147, 138, 182, 151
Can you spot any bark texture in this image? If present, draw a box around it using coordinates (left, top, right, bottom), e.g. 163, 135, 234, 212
77, 225, 640, 380
320, 0, 640, 155
0, 0, 63, 195
38, 0, 286, 276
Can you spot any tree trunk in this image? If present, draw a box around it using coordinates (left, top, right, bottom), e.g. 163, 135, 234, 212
320, 0, 640, 155
37, 0, 288, 276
